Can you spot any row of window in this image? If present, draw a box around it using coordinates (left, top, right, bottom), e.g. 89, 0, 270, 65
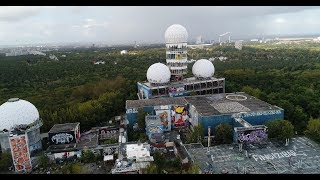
167, 62, 187, 67
167, 45, 187, 51
171, 69, 187, 75
166, 53, 187, 59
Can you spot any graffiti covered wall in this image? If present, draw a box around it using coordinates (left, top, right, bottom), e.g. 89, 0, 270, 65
155, 109, 171, 131
171, 105, 190, 128
49, 132, 76, 145
237, 129, 268, 144
9, 135, 32, 173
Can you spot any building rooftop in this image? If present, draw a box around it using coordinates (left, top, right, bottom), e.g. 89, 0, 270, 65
48, 123, 80, 134
126, 143, 151, 160
46, 129, 99, 153
126, 92, 283, 117
184, 92, 283, 116
145, 115, 162, 127
126, 97, 187, 109
185, 136, 320, 174
77, 130, 99, 149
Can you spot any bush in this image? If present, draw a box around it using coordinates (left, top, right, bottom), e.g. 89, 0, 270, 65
213, 124, 233, 145
186, 124, 204, 144
266, 119, 294, 141
58, 162, 86, 174
304, 119, 320, 143
0, 152, 13, 172
38, 152, 51, 168
80, 150, 96, 163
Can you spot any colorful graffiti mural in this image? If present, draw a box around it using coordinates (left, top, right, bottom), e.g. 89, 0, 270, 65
238, 129, 268, 144
171, 105, 189, 128
156, 110, 171, 131
9, 135, 32, 173
159, 111, 169, 130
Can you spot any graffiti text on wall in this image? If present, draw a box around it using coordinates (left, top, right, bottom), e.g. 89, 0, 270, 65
242, 110, 282, 118
126, 108, 138, 113
238, 130, 268, 143
52, 133, 74, 144
252, 150, 298, 161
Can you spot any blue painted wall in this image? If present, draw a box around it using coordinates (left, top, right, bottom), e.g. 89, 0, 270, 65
199, 114, 233, 136
243, 110, 284, 126
199, 110, 284, 136
126, 112, 137, 125
137, 82, 152, 99
126, 106, 155, 126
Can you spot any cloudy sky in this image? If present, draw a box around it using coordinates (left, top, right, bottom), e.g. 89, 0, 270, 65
1, 6, 320, 45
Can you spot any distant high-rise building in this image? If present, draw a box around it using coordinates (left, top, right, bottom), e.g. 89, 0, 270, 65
134, 41, 137, 48
235, 41, 243, 50
196, 36, 203, 44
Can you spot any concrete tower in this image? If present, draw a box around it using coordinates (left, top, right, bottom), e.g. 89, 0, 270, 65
164, 24, 188, 81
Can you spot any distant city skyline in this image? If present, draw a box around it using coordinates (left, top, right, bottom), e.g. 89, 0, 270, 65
1, 6, 320, 46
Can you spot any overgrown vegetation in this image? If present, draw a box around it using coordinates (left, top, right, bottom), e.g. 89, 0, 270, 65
186, 124, 204, 144
54, 162, 87, 174
266, 119, 294, 141
80, 150, 101, 163
304, 118, 320, 143
213, 124, 233, 145
143, 152, 182, 174
0, 152, 12, 172
0, 43, 319, 137
38, 152, 51, 168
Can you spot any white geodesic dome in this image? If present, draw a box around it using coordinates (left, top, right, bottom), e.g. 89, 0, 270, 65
192, 59, 215, 78
165, 24, 188, 44
0, 98, 39, 130
147, 63, 171, 84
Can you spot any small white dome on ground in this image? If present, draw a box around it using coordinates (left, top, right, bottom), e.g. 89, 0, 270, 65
0, 98, 40, 130
147, 63, 171, 84
192, 59, 215, 78
165, 24, 188, 44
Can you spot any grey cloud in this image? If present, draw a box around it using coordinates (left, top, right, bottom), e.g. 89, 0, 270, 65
0, 7, 43, 22
1, 6, 320, 45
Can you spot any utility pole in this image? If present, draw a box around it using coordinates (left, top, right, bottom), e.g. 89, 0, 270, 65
207, 126, 211, 152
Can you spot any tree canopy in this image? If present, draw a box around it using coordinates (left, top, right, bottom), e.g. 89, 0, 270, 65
0, 43, 319, 136
304, 118, 320, 143
213, 123, 233, 145
266, 119, 294, 141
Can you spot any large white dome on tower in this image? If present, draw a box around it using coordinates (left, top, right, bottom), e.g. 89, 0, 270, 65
165, 24, 188, 44
192, 59, 215, 78
0, 98, 40, 130
147, 63, 171, 84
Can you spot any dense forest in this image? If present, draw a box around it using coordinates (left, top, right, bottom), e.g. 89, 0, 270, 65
0, 43, 319, 135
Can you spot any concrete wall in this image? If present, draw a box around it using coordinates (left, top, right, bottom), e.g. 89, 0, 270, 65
137, 82, 152, 99
27, 127, 42, 155
0, 133, 10, 152
126, 106, 155, 126
198, 109, 284, 136
199, 114, 233, 136
242, 110, 284, 126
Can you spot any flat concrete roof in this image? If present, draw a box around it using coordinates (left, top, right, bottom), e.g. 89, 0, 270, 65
185, 136, 320, 174
46, 130, 99, 153
184, 92, 283, 116
48, 123, 80, 134
126, 92, 283, 117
